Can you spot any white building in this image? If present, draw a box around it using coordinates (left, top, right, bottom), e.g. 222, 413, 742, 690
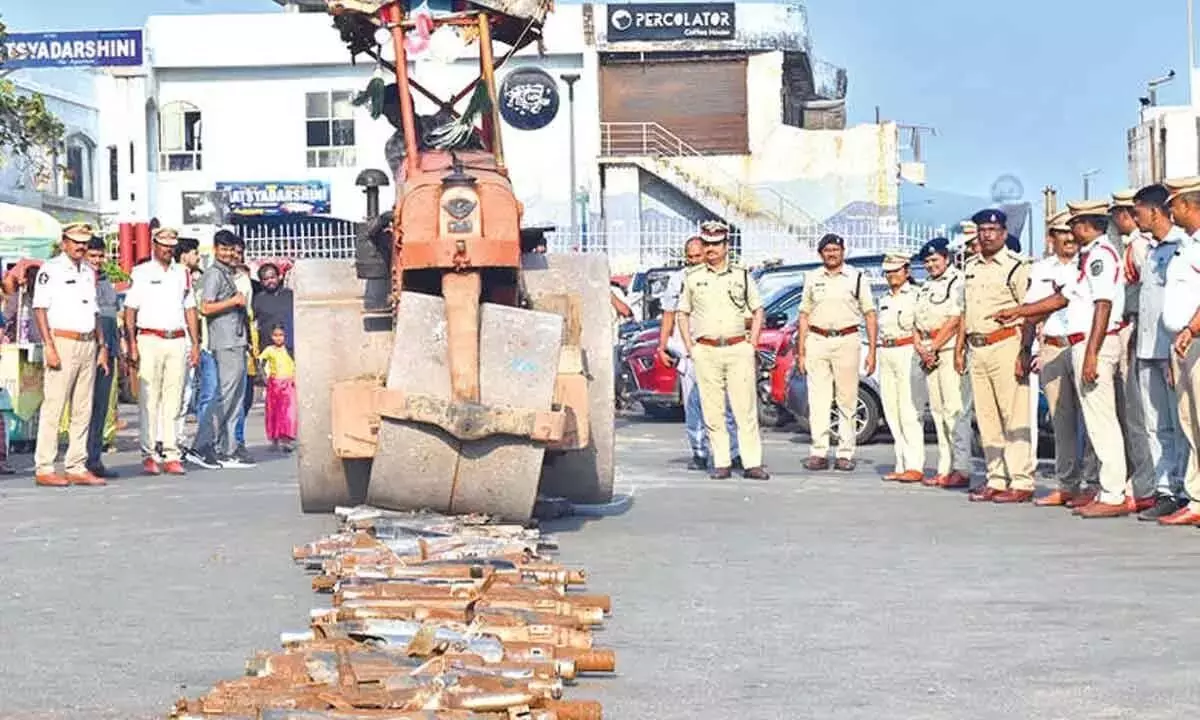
94, 0, 928, 269
0, 67, 103, 226
1126, 69, 1200, 187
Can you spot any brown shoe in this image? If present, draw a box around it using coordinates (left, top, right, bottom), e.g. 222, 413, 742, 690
162, 460, 186, 476
1034, 489, 1075, 507
923, 474, 945, 487
742, 467, 770, 481
968, 486, 1003, 502
1076, 500, 1132, 519
993, 489, 1034, 504
834, 458, 856, 472
66, 471, 106, 487
882, 471, 905, 482
1158, 507, 1200, 526
897, 470, 924, 484
805, 456, 829, 471
940, 471, 971, 489
710, 467, 732, 479
35, 473, 68, 487
1125, 496, 1156, 513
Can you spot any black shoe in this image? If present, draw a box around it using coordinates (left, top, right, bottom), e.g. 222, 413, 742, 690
1138, 495, 1184, 521
191, 447, 222, 470
222, 447, 257, 468
86, 463, 119, 479
687, 455, 709, 471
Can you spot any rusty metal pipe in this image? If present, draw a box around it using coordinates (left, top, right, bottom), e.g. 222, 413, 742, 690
477, 14, 505, 170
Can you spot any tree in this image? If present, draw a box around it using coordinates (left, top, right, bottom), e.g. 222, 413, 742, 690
0, 15, 66, 170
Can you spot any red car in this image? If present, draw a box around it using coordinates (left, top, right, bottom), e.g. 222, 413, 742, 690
617, 283, 806, 420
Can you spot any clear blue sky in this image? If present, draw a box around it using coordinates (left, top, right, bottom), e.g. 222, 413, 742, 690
5, 0, 1194, 207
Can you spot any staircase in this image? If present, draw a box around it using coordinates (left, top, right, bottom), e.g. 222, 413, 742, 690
598, 122, 816, 230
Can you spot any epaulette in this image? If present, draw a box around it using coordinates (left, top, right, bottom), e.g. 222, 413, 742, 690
684, 264, 705, 275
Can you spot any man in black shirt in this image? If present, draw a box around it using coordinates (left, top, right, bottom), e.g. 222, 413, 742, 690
253, 263, 294, 354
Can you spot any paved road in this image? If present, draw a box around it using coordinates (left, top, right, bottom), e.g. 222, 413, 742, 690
4, 413, 1200, 719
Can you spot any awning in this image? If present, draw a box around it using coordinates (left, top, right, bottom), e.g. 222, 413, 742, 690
0, 203, 59, 259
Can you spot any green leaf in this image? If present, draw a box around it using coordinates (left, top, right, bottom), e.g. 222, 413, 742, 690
0, 15, 67, 172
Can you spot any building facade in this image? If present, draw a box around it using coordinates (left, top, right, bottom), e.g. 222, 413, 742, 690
0, 67, 103, 227
91, 0, 926, 270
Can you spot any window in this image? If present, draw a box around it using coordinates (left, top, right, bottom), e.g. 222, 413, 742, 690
108, 145, 119, 201
53, 134, 95, 201
159, 101, 202, 172
305, 90, 356, 168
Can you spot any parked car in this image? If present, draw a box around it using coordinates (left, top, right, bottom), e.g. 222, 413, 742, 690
780, 334, 1053, 452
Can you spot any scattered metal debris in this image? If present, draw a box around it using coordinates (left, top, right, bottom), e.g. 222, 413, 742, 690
170, 506, 613, 719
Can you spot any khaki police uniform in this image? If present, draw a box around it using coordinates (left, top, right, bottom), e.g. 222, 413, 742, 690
963, 247, 1035, 492
32, 233, 101, 479
1112, 189, 1155, 495
876, 258, 925, 477
914, 264, 973, 479
125, 228, 197, 465
798, 265, 875, 460
677, 260, 764, 470
1029, 235, 1097, 493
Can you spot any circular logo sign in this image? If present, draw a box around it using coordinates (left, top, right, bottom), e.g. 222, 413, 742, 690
610, 8, 633, 30
499, 67, 560, 131
990, 174, 1024, 203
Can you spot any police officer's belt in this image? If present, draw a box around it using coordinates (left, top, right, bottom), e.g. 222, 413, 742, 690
810, 325, 858, 338
965, 327, 1018, 348
878, 337, 914, 348
138, 328, 187, 339
52, 330, 95, 342
695, 336, 745, 347
1044, 321, 1129, 349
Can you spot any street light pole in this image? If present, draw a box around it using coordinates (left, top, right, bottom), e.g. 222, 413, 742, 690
560, 73, 581, 245
1082, 168, 1100, 200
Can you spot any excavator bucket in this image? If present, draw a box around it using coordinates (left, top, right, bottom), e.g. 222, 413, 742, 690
293, 259, 394, 513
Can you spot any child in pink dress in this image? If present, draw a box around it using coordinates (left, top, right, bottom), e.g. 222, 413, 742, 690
258, 324, 297, 452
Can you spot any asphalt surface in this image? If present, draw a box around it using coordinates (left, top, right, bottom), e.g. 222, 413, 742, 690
4, 410, 1200, 719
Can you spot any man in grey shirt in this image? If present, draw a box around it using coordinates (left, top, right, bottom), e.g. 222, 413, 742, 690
85, 237, 120, 479
1130, 185, 1188, 520
193, 229, 253, 468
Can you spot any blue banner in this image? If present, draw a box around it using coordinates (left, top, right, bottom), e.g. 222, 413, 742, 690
216, 181, 332, 217
2, 30, 143, 69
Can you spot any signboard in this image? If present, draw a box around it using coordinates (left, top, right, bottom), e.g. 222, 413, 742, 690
2, 30, 143, 69
499, 68, 560, 131
181, 191, 231, 226
606, 3, 736, 42
215, 181, 331, 217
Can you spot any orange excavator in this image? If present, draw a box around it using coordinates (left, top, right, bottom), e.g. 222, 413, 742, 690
292, 0, 614, 521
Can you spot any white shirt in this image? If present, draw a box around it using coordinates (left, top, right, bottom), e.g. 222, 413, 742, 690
1162, 236, 1200, 334
1027, 255, 1076, 338
1064, 236, 1125, 336
31, 253, 97, 334
660, 269, 691, 369
124, 259, 195, 332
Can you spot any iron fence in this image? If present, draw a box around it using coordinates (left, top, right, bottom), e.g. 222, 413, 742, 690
240, 219, 358, 260
547, 217, 949, 273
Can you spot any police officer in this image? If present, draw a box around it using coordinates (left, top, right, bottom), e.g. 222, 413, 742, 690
676, 221, 769, 480
125, 227, 201, 476
31, 222, 110, 487
1110, 189, 1156, 510
877, 251, 925, 482
1026, 211, 1097, 507
795, 233, 877, 471
995, 201, 1127, 516
1160, 176, 1200, 525
956, 209, 1034, 503
1128, 184, 1189, 520
657, 235, 740, 471
913, 237, 972, 489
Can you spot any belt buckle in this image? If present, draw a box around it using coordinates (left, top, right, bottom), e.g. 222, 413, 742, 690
967, 334, 986, 348
717, 337, 730, 347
